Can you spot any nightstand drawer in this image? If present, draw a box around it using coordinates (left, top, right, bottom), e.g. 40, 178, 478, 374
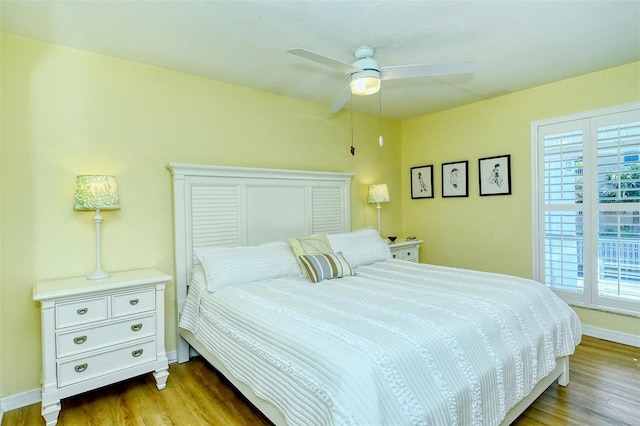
391, 247, 417, 260
55, 297, 108, 329
112, 288, 155, 317
403, 248, 418, 261
57, 339, 157, 387
56, 314, 156, 358
388, 240, 422, 263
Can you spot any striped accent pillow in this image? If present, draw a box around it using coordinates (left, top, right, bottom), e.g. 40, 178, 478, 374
299, 252, 355, 283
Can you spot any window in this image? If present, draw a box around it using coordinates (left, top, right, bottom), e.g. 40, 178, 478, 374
532, 103, 640, 316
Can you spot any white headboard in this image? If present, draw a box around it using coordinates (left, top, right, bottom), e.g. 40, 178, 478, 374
168, 163, 353, 359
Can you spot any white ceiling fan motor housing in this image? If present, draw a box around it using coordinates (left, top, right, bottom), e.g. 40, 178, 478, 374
350, 46, 381, 95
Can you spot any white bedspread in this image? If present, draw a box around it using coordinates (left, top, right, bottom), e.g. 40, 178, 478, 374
180, 260, 581, 426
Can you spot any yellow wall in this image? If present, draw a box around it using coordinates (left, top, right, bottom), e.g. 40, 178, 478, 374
0, 34, 401, 396
0, 32, 4, 397
401, 61, 640, 336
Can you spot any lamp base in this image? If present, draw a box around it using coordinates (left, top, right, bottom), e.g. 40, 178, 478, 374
87, 209, 110, 280
87, 269, 110, 280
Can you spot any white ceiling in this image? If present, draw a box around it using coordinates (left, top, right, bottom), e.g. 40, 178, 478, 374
2, 1, 639, 120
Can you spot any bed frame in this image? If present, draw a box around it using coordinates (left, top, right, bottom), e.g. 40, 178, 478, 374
168, 163, 569, 426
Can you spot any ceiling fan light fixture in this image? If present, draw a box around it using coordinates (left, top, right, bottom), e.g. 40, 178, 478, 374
349, 70, 380, 96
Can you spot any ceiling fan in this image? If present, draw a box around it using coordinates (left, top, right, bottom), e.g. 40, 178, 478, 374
287, 46, 475, 114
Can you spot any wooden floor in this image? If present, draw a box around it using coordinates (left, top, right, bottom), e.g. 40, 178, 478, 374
3, 335, 638, 425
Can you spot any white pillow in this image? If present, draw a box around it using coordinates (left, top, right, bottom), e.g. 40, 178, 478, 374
326, 227, 392, 268
195, 242, 301, 291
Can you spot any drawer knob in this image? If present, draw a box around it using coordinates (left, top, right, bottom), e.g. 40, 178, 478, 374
132, 349, 144, 357
74, 363, 88, 373
73, 336, 87, 345
131, 323, 143, 332
129, 299, 139, 305
76, 308, 88, 315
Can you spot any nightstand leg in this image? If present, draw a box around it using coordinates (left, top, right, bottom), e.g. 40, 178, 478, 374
153, 368, 169, 390
41, 401, 61, 426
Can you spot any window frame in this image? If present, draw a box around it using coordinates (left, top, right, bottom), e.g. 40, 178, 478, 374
531, 102, 640, 316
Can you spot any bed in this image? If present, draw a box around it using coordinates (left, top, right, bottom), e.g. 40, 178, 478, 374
168, 163, 582, 426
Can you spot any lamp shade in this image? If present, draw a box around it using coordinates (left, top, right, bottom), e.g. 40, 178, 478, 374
74, 175, 120, 210
368, 184, 390, 204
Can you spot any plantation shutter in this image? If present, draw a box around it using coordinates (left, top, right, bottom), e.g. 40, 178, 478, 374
534, 104, 640, 314
593, 114, 640, 306
539, 120, 589, 304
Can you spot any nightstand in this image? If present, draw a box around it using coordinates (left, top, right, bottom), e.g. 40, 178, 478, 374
33, 269, 172, 426
389, 239, 423, 262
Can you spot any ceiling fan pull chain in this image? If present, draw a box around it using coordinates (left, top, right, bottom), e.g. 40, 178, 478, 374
350, 93, 356, 156
379, 90, 384, 147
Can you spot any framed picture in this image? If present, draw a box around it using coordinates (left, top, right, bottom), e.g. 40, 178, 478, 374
411, 165, 434, 199
441, 160, 468, 197
479, 154, 512, 196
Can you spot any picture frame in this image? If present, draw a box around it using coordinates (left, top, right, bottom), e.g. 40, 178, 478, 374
410, 165, 434, 199
479, 154, 511, 196
441, 160, 468, 197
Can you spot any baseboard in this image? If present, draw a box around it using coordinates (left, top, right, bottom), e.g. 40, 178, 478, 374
0, 350, 178, 414
0, 388, 41, 413
582, 324, 640, 347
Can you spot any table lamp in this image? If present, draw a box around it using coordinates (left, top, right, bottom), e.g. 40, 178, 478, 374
74, 175, 120, 280
368, 183, 390, 234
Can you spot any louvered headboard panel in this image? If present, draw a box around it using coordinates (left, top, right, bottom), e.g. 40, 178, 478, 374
168, 163, 353, 361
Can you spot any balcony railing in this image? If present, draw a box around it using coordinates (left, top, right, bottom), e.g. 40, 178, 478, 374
575, 237, 640, 280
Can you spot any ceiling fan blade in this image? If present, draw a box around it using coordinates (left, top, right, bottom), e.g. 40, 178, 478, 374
288, 48, 360, 74
381, 62, 475, 81
328, 85, 351, 114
